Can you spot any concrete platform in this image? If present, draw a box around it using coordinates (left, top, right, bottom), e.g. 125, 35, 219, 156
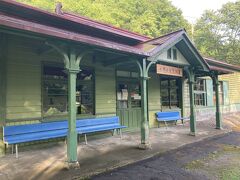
0, 119, 234, 180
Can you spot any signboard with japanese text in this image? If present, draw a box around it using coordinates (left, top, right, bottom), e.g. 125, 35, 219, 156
156, 64, 183, 77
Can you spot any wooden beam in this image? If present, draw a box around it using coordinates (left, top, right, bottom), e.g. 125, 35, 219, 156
36, 44, 55, 55
103, 56, 137, 66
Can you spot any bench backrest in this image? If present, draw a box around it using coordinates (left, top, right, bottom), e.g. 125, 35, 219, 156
76, 116, 120, 128
3, 120, 68, 137
3, 116, 120, 137
156, 111, 181, 119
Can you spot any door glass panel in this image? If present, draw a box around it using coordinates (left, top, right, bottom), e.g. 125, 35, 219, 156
130, 83, 141, 108
117, 83, 128, 108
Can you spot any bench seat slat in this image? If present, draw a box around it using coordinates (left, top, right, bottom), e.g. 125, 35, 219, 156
77, 125, 126, 134
4, 129, 68, 144
76, 116, 119, 127
157, 116, 180, 121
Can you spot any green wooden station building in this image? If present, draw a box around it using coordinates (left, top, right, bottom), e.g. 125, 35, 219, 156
0, 0, 240, 167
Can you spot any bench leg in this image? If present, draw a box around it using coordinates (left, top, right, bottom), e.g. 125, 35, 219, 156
175, 120, 177, 125
119, 129, 122, 139
78, 135, 80, 143
4, 144, 7, 154
164, 121, 168, 129
84, 134, 88, 145
111, 129, 115, 136
11, 144, 14, 154
15, 144, 18, 159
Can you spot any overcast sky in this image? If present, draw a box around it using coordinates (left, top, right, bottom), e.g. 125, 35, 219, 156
171, 0, 237, 22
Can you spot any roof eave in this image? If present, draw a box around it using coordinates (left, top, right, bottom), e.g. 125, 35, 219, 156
0, 0, 150, 43
205, 57, 240, 72
0, 14, 149, 57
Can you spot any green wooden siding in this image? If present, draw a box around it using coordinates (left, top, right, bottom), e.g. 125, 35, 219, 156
6, 36, 42, 121
148, 74, 161, 110
95, 67, 116, 115
148, 73, 160, 127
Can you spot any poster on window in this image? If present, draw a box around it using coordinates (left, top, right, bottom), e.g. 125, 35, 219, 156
122, 89, 128, 100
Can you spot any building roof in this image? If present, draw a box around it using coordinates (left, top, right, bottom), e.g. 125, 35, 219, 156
63, 12, 151, 42
0, 13, 148, 56
0, 0, 150, 47
0, 0, 239, 74
205, 57, 240, 74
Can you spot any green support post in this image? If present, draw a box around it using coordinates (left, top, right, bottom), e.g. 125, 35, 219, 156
0, 34, 7, 156
46, 43, 90, 168
65, 50, 80, 168
213, 74, 222, 129
138, 59, 151, 149
185, 68, 196, 136
180, 78, 186, 119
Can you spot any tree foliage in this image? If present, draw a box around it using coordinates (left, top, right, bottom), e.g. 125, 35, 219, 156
194, 1, 240, 65
15, 0, 190, 38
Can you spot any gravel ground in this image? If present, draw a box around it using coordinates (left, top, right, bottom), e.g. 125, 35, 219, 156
91, 131, 240, 180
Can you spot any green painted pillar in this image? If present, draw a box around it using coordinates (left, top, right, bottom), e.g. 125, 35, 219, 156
0, 34, 7, 156
139, 59, 150, 149
214, 75, 222, 129
65, 50, 80, 167
180, 78, 186, 118
186, 68, 196, 135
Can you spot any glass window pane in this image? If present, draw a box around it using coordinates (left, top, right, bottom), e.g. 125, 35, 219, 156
167, 48, 172, 59
173, 49, 177, 60
161, 80, 170, 107
161, 79, 179, 108
43, 66, 68, 117
43, 65, 94, 117
76, 84, 93, 114
117, 83, 128, 108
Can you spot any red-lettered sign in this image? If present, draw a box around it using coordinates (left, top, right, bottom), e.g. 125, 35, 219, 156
156, 64, 183, 77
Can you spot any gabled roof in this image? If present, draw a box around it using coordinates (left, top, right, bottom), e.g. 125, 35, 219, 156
139, 29, 185, 46
138, 29, 210, 71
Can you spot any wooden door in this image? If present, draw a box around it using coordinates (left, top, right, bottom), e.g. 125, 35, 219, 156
116, 81, 142, 131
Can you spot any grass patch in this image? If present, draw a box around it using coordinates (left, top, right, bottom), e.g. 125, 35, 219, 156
185, 145, 240, 179
185, 159, 205, 169
219, 167, 240, 180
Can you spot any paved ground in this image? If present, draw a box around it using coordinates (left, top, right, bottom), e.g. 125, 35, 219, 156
0, 113, 239, 180
92, 131, 240, 180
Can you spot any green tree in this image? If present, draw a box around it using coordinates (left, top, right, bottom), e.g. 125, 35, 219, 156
15, 0, 190, 38
194, 1, 240, 65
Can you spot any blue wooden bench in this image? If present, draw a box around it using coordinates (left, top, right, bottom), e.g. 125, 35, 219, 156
3, 116, 126, 158
76, 116, 126, 144
155, 111, 189, 128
